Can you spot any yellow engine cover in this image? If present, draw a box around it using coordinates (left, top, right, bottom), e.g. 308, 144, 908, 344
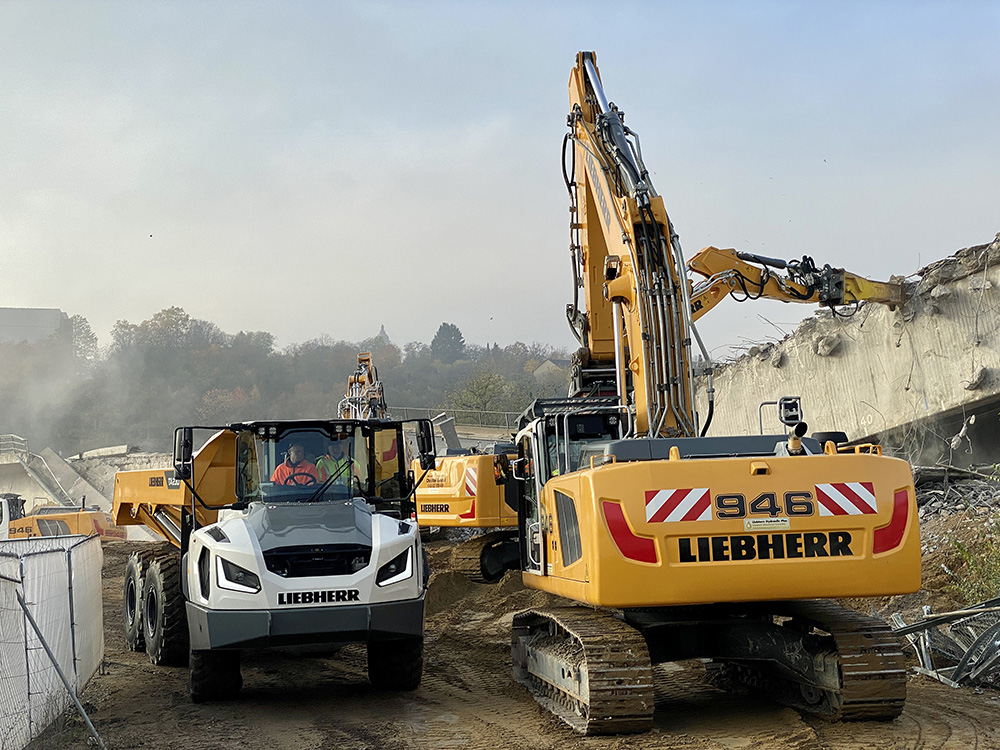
413, 454, 517, 529
529, 452, 919, 608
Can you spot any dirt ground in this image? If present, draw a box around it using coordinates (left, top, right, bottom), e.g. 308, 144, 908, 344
32, 510, 1000, 750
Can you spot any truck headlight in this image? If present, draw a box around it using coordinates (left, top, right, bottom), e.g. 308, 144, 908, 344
376, 548, 412, 587
217, 557, 262, 593
198, 548, 211, 599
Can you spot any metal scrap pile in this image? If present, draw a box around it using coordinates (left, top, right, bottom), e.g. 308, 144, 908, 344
893, 470, 1000, 689
893, 601, 1000, 689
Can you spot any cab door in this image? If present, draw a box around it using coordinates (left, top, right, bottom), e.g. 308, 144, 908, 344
517, 430, 546, 576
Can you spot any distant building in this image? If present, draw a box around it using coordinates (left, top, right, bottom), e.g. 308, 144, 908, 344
368, 325, 391, 347
0, 308, 71, 344
533, 358, 571, 380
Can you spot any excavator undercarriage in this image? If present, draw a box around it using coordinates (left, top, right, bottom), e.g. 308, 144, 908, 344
512, 600, 905, 735
450, 528, 519, 584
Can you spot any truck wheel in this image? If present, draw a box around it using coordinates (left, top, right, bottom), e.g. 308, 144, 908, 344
189, 649, 243, 703
123, 552, 146, 651
367, 636, 423, 691
142, 553, 189, 666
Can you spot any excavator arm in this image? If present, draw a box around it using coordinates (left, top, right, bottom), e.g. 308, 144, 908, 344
564, 52, 907, 440
688, 246, 906, 322
565, 51, 698, 438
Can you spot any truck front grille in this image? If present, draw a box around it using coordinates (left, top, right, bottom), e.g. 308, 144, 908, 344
263, 544, 372, 578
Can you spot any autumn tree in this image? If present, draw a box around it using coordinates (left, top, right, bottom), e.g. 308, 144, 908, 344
431, 323, 465, 364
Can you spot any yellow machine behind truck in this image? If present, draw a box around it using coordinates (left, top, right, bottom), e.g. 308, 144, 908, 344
113, 416, 436, 701
1, 492, 124, 540
413, 442, 518, 582
502, 52, 920, 734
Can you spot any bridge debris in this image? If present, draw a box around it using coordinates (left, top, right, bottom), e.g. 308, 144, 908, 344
892, 600, 1000, 689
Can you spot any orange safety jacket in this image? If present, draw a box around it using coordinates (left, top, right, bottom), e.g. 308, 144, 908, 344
271, 459, 319, 484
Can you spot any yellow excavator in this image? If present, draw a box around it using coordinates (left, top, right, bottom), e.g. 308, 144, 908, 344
412, 425, 518, 582
340, 352, 389, 420
506, 52, 919, 734
1, 492, 124, 540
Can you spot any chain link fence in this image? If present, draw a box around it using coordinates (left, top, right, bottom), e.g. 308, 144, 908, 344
0, 535, 104, 749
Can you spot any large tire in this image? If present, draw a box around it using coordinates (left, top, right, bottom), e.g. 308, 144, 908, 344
367, 636, 423, 691
189, 649, 243, 703
123, 552, 146, 652
142, 552, 189, 666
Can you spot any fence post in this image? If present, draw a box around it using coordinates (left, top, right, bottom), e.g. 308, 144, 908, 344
16, 590, 106, 749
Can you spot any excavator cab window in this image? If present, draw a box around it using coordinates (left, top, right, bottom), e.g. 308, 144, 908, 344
546, 412, 622, 475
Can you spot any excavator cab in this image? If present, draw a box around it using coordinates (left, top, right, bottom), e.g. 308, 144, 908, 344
513, 398, 628, 577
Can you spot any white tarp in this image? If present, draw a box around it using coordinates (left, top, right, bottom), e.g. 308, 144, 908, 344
0, 535, 104, 750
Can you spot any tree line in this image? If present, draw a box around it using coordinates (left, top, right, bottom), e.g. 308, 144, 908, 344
0, 308, 571, 454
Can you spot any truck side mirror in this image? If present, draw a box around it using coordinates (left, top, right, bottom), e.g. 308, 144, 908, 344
416, 420, 436, 471
174, 427, 194, 480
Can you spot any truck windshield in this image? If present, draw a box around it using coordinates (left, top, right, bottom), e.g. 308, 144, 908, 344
237, 424, 408, 506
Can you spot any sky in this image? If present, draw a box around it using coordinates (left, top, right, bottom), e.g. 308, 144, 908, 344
2, 0, 998, 359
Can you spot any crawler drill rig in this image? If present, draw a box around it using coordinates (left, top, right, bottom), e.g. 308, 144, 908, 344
507, 52, 919, 734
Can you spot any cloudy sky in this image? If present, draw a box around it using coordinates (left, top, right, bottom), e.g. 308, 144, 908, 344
2, 1, 997, 358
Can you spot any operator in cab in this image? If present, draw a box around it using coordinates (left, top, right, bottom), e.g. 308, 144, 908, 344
316, 439, 354, 484
270, 443, 319, 485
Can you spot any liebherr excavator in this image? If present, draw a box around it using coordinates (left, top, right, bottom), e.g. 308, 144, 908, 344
340, 352, 389, 420
413, 437, 518, 583
507, 52, 919, 734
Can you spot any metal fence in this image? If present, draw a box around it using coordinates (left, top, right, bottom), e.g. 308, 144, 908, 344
393, 407, 522, 430
0, 535, 105, 750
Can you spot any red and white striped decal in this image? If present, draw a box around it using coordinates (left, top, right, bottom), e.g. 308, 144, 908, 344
645, 488, 712, 523
815, 482, 877, 516
465, 467, 478, 497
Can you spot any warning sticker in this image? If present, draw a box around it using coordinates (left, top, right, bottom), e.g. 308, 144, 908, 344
744, 517, 790, 531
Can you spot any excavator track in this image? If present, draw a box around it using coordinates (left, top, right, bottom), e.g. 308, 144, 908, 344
706, 600, 907, 721
511, 607, 654, 735
451, 529, 517, 583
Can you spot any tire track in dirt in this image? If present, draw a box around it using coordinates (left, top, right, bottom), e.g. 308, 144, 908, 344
814, 679, 1000, 750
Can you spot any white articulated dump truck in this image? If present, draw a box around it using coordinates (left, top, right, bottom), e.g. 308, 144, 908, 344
113, 417, 436, 701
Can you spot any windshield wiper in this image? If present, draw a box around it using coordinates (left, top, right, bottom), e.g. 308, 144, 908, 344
302, 459, 353, 504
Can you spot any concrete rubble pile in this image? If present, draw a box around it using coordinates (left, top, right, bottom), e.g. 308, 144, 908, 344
915, 474, 1000, 521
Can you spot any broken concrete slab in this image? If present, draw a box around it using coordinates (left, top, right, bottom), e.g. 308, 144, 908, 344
696, 234, 1000, 468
